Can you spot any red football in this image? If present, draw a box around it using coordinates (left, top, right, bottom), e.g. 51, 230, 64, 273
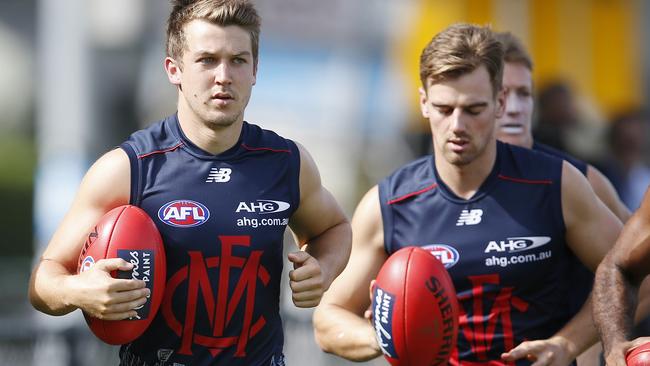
372, 246, 459, 366
77, 205, 166, 345
628, 342, 650, 366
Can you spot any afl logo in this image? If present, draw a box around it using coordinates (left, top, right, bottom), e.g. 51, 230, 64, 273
158, 200, 210, 228
80, 256, 95, 272
422, 244, 459, 268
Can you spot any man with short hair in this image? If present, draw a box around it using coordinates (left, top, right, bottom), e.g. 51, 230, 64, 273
313, 23, 621, 365
28, 1, 352, 365
494, 31, 631, 364
494, 31, 630, 222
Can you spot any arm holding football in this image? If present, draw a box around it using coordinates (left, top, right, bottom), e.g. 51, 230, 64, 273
312, 186, 387, 361
29, 148, 149, 319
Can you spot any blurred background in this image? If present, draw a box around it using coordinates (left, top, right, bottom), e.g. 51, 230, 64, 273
1, 0, 649, 365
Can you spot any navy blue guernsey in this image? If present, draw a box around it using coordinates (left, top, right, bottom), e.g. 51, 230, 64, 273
533, 141, 593, 318
533, 141, 588, 175
379, 142, 576, 366
118, 114, 298, 366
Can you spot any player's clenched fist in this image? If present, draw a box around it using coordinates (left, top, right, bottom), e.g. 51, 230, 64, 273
287, 251, 327, 308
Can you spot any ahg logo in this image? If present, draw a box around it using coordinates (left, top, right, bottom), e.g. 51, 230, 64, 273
236, 200, 290, 215
456, 209, 483, 226
372, 286, 397, 359
484, 236, 551, 253
162, 236, 269, 358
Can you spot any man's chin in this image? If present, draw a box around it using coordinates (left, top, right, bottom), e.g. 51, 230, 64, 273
206, 112, 241, 129
444, 151, 474, 167
498, 126, 525, 135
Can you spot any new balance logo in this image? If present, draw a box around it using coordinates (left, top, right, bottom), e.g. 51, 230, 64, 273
456, 209, 483, 226
206, 168, 232, 183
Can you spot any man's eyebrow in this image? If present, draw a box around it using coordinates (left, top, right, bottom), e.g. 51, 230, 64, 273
193, 50, 252, 57
464, 102, 488, 108
431, 102, 488, 108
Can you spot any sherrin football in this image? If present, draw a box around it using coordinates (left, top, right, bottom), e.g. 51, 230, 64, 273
627, 342, 650, 366
77, 205, 166, 345
372, 246, 459, 366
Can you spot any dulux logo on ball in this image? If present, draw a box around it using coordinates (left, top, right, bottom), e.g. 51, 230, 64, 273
373, 286, 397, 359
158, 200, 210, 227
117, 249, 155, 320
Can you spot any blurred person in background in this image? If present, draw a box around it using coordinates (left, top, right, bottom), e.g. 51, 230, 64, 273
494, 31, 630, 365
28, 1, 351, 365
494, 32, 630, 223
313, 23, 621, 365
533, 81, 579, 153
599, 110, 650, 212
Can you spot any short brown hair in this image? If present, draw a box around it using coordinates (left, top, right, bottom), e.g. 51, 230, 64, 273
166, 0, 261, 67
419, 23, 503, 95
494, 31, 533, 71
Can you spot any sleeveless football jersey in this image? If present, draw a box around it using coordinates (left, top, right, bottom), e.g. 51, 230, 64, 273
118, 114, 299, 366
379, 142, 576, 365
533, 141, 587, 175
533, 141, 592, 317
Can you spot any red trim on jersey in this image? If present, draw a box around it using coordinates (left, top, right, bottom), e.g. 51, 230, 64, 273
241, 143, 291, 153
137, 142, 184, 159
498, 174, 553, 185
387, 183, 438, 205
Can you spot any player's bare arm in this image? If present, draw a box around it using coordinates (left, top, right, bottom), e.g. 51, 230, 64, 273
287, 143, 352, 308
587, 165, 631, 222
28, 148, 148, 319
313, 186, 387, 361
503, 161, 623, 365
594, 188, 650, 365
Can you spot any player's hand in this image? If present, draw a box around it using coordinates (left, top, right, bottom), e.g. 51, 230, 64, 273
70, 258, 149, 320
501, 336, 573, 366
288, 251, 327, 308
604, 337, 650, 366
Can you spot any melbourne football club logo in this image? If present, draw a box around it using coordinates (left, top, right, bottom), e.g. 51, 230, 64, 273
422, 244, 460, 268
456, 209, 483, 226
158, 200, 210, 227
162, 236, 270, 358
372, 286, 398, 359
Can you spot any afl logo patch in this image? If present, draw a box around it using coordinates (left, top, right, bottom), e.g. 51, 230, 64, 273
158, 200, 210, 227
80, 256, 95, 272
422, 244, 460, 268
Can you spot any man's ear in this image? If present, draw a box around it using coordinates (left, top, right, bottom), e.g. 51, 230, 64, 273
419, 87, 429, 118
495, 87, 506, 118
164, 57, 182, 86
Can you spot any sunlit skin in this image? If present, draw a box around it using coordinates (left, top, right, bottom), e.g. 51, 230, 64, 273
165, 20, 256, 135
495, 62, 534, 148
419, 66, 504, 196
